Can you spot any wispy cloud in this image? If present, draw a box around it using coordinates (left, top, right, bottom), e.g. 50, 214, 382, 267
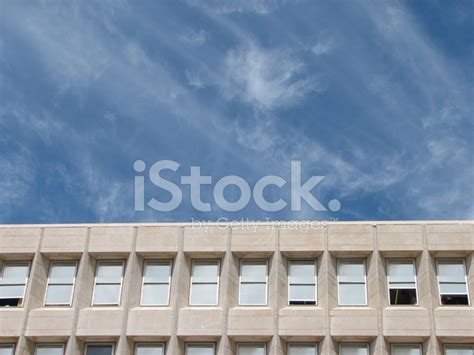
185, 0, 300, 14
0, 148, 33, 221
311, 32, 336, 56
220, 43, 322, 109
0, 0, 471, 222
179, 29, 207, 47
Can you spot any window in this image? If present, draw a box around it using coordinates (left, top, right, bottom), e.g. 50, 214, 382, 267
337, 259, 367, 306
239, 260, 268, 306
141, 260, 172, 306
391, 344, 422, 355
288, 260, 317, 305
36, 344, 64, 355
190, 259, 220, 306
287, 343, 318, 355
437, 259, 470, 305
85, 344, 115, 355
339, 343, 369, 355
444, 345, 474, 355
135, 343, 165, 355
0, 261, 30, 307
237, 344, 266, 355
92, 261, 124, 306
185, 343, 215, 355
0, 345, 15, 355
387, 259, 418, 305
45, 261, 77, 306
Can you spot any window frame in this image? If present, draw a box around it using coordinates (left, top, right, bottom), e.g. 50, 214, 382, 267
336, 259, 368, 306
238, 259, 269, 306
436, 258, 470, 306
0, 344, 15, 355
91, 260, 125, 306
35, 343, 65, 355
140, 259, 172, 307
134, 342, 166, 355
44, 260, 78, 307
287, 342, 318, 355
84, 343, 115, 355
386, 258, 419, 306
0, 260, 31, 307
443, 344, 474, 354
185, 342, 216, 355
236, 343, 267, 355
339, 343, 370, 355
288, 259, 317, 306
390, 343, 422, 355
189, 259, 220, 306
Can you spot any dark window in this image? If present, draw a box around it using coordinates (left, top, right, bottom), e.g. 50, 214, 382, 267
85, 344, 114, 355
389, 289, 417, 305
387, 260, 417, 306
440, 294, 469, 305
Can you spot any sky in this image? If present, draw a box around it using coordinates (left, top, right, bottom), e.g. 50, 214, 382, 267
0, 0, 473, 224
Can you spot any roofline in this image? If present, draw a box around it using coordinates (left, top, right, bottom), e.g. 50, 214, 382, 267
0, 220, 472, 228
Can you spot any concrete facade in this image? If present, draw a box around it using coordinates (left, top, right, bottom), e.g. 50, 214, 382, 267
0, 221, 473, 354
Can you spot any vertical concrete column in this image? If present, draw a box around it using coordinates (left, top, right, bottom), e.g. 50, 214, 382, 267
270, 225, 283, 355
68, 226, 91, 355
17, 227, 43, 355
467, 252, 474, 308
168, 227, 186, 355
65, 227, 94, 355
225, 226, 240, 355
321, 223, 335, 355
218, 225, 232, 355
117, 226, 139, 355
373, 225, 388, 355
421, 224, 441, 355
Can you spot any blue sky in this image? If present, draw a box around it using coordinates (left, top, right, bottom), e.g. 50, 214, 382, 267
0, 0, 472, 223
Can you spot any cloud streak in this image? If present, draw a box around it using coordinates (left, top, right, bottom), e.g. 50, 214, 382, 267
0, 0, 472, 222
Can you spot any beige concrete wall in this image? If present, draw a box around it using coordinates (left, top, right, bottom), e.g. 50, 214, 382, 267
0, 222, 472, 354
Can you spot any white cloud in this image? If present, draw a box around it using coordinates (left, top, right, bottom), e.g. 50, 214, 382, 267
6, 6, 112, 93
185, 0, 299, 14
234, 113, 279, 152
0, 148, 34, 220
179, 29, 207, 46
426, 136, 466, 165
221, 44, 322, 109
311, 33, 335, 56
185, 68, 207, 88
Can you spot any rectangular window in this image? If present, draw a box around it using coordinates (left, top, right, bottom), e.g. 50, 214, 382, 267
444, 345, 474, 355
140, 260, 172, 306
437, 259, 470, 305
288, 260, 317, 305
85, 344, 115, 355
337, 259, 367, 306
0, 345, 15, 355
36, 344, 65, 355
387, 259, 418, 305
135, 343, 165, 355
287, 343, 318, 355
45, 261, 77, 306
339, 343, 369, 355
237, 344, 266, 355
391, 344, 422, 355
239, 260, 268, 306
0, 261, 30, 307
190, 260, 220, 306
92, 261, 124, 306
185, 343, 215, 355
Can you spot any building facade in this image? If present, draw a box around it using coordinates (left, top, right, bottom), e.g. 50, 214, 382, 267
0, 221, 473, 355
